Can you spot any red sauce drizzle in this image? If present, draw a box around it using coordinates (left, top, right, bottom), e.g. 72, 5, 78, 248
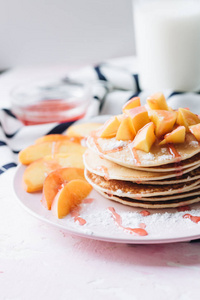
70, 206, 86, 226
183, 214, 200, 224
174, 162, 183, 177
177, 205, 190, 212
107, 192, 114, 197
177, 188, 184, 194
108, 207, 148, 236
139, 223, 146, 229
136, 180, 142, 184
167, 143, 183, 178
91, 132, 125, 155
82, 198, 94, 204
167, 143, 181, 162
140, 210, 150, 216
127, 143, 141, 165
94, 166, 110, 180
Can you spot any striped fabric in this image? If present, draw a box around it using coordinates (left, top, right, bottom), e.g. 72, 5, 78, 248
1, 58, 200, 175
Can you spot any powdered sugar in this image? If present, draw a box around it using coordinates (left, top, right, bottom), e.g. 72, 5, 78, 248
100, 138, 127, 152
142, 152, 155, 160
116, 189, 123, 195
61, 189, 200, 241
157, 154, 172, 161
189, 140, 199, 147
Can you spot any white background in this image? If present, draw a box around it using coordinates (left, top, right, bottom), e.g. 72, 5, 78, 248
0, 0, 135, 68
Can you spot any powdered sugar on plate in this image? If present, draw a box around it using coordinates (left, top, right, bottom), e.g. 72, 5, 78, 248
14, 165, 200, 244
61, 189, 200, 241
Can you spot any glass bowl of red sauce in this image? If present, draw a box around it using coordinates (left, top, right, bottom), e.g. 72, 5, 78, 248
11, 78, 92, 125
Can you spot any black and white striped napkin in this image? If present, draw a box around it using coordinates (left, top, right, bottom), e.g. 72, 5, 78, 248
1, 57, 200, 175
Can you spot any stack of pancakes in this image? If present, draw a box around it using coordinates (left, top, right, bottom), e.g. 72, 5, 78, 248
84, 132, 200, 209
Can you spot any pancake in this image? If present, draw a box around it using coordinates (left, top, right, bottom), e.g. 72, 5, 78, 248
129, 151, 200, 172
84, 149, 200, 183
87, 133, 200, 168
85, 97, 200, 209
85, 169, 200, 198
98, 189, 200, 209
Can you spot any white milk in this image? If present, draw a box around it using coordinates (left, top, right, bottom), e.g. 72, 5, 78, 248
133, 0, 200, 91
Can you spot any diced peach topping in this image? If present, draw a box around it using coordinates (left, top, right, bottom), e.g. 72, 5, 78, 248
147, 92, 169, 111
122, 97, 141, 112
176, 108, 200, 132
125, 106, 150, 133
130, 122, 156, 153
159, 126, 186, 145
116, 116, 136, 141
189, 124, 200, 141
149, 110, 177, 138
99, 116, 121, 138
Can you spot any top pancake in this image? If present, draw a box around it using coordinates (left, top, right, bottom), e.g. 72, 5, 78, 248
87, 132, 200, 168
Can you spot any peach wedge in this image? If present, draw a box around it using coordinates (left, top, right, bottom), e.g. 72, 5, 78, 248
65, 122, 103, 138
23, 153, 85, 193
150, 110, 177, 138
177, 108, 200, 132
19, 140, 86, 165
159, 126, 186, 145
42, 167, 86, 210
147, 92, 169, 111
99, 116, 121, 138
189, 124, 200, 141
35, 134, 81, 145
122, 97, 141, 112
51, 179, 92, 219
116, 116, 135, 141
130, 122, 156, 153
125, 106, 150, 133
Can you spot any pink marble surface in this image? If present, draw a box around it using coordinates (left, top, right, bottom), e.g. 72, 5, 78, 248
1, 169, 200, 300
1, 65, 200, 300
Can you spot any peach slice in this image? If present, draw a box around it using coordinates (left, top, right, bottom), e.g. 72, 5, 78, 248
51, 179, 92, 219
189, 124, 200, 141
19, 140, 86, 165
116, 116, 135, 141
130, 122, 156, 153
99, 116, 121, 138
122, 97, 141, 112
125, 106, 150, 133
35, 134, 81, 145
177, 108, 200, 132
159, 126, 186, 145
42, 167, 86, 210
23, 153, 84, 193
147, 92, 169, 111
149, 110, 177, 138
65, 122, 103, 138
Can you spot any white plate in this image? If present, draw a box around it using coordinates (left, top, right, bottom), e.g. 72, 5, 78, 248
13, 166, 200, 244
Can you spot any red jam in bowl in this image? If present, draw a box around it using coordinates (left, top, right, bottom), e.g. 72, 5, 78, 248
11, 78, 92, 125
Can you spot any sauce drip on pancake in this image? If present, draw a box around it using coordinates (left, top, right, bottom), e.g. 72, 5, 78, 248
167, 144, 181, 161
129, 146, 141, 165
167, 143, 183, 178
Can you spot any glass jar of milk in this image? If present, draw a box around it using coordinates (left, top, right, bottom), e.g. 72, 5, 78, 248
133, 0, 200, 91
